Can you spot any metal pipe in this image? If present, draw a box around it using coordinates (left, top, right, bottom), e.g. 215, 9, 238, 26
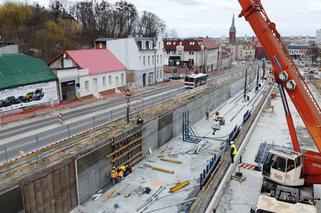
144, 197, 197, 213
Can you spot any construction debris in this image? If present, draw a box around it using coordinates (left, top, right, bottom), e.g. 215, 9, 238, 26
136, 186, 166, 212
144, 163, 175, 174
144, 197, 197, 213
160, 158, 182, 164
169, 180, 190, 193
100, 189, 115, 202
232, 172, 246, 182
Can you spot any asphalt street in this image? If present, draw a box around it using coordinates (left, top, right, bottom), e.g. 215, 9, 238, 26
0, 65, 246, 163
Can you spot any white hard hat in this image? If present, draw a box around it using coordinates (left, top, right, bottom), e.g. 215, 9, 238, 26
230, 141, 234, 145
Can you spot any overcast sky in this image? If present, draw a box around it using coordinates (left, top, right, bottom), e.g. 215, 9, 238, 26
4, 0, 321, 37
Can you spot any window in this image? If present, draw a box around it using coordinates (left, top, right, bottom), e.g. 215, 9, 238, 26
121, 73, 125, 86
152, 55, 155, 65
115, 76, 119, 87
286, 159, 295, 172
108, 75, 112, 86
156, 70, 159, 79
160, 55, 163, 64
166, 51, 170, 54
143, 56, 146, 66
85, 81, 89, 91
295, 157, 301, 168
103, 76, 106, 87
157, 55, 159, 64
272, 157, 286, 172
148, 56, 150, 65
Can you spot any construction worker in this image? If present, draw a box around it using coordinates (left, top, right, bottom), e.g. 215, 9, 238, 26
124, 164, 132, 177
111, 166, 119, 185
118, 165, 126, 178
206, 112, 209, 120
230, 141, 238, 163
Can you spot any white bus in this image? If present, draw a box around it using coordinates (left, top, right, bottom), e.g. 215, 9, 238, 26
184, 73, 208, 89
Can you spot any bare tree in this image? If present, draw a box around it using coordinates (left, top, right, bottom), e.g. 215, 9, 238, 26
138, 11, 166, 37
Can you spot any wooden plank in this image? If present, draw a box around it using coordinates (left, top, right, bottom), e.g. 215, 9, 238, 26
21, 184, 31, 213
144, 164, 174, 174
64, 164, 71, 212
100, 189, 115, 202
160, 158, 182, 164
53, 170, 63, 213
107, 137, 143, 158
35, 179, 44, 213
60, 167, 68, 213
41, 176, 50, 212
169, 180, 190, 193
47, 173, 56, 213
121, 151, 143, 166
111, 141, 145, 163
68, 162, 78, 208
111, 128, 144, 146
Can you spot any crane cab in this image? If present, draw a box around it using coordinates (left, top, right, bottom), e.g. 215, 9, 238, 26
262, 147, 305, 186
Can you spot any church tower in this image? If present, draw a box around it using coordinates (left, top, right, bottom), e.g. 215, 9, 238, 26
229, 14, 236, 44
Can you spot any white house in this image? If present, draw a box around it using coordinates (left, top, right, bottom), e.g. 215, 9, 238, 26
237, 42, 256, 60
49, 49, 126, 101
163, 38, 219, 74
95, 35, 164, 87
202, 38, 219, 72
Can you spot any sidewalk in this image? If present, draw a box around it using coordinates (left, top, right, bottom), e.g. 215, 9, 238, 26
0, 80, 181, 125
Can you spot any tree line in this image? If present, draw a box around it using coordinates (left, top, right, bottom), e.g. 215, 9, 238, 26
0, 0, 166, 62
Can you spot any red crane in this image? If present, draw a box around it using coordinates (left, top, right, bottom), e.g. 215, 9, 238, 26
237, 0, 321, 185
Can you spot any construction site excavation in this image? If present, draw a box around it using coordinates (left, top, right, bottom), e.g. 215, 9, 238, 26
1, 0, 321, 213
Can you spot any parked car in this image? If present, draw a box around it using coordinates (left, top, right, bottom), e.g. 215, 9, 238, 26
2, 96, 19, 107
17, 96, 24, 103
32, 88, 44, 101
0, 100, 4, 108
23, 92, 34, 102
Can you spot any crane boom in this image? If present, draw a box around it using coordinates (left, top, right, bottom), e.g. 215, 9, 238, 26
237, 0, 321, 153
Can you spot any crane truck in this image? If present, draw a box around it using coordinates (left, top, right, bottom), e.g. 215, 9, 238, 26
237, 0, 321, 212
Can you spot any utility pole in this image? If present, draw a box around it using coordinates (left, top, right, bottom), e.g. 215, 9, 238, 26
243, 68, 248, 101
256, 64, 260, 92
154, 49, 157, 84
125, 88, 131, 123
262, 58, 266, 79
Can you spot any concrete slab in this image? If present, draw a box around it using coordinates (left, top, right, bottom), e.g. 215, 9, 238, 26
74, 80, 268, 213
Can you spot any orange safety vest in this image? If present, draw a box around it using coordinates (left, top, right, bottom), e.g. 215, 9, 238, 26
118, 170, 124, 177
111, 170, 118, 179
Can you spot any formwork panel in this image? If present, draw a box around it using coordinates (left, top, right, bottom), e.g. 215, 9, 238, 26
22, 161, 77, 213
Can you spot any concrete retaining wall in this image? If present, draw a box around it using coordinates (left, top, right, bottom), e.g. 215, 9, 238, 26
143, 71, 256, 153
77, 141, 112, 204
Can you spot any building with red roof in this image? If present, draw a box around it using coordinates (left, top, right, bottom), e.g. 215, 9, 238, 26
48, 49, 127, 101
255, 41, 266, 60
163, 37, 219, 76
